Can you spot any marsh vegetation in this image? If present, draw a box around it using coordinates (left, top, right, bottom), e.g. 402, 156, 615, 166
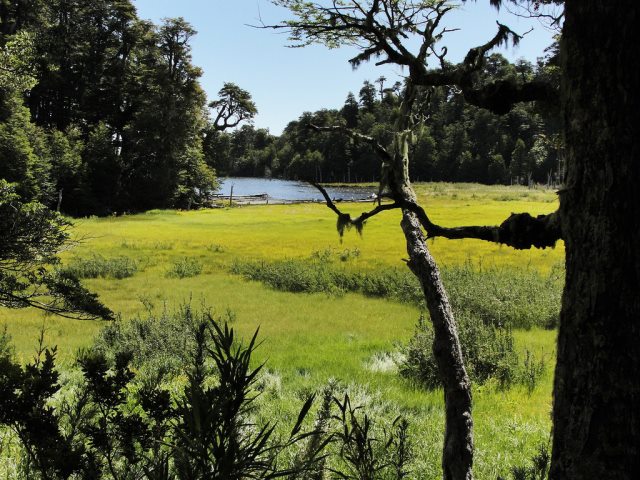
1, 183, 561, 478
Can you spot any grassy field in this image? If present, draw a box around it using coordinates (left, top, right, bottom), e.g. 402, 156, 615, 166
0, 183, 562, 478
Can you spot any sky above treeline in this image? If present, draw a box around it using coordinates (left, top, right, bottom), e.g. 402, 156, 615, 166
133, 0, 557, 135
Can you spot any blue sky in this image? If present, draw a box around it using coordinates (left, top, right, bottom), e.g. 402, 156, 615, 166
133, 0, 556, 135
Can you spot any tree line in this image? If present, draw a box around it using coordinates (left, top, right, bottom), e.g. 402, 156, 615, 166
1, 0, 225, 216
209, 50, 561, 186
2, 0, 561, 219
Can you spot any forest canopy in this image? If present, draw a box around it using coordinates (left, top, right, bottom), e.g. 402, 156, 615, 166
1, 0, 561, 219
1, 0, 217, 215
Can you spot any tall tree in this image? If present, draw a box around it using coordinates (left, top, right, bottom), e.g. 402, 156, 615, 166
358, 79, 377, 112
266, 0, 639, 479
209, 82, 258, 131
550, 2, 639, 478
341, 92, 359, 128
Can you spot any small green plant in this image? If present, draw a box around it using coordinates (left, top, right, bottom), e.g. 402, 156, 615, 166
152, 240, 174, 250
499, 442, 550, 480
330, 394, 413, 479
339, 247, 361, 262
520, 349, 546, 394
0, 325, 12, 358
120, 239, 141, 249
166, 257, 203, 278
207, 243, 225, 253
310, 247, 334, 263
62, 255, 138, 279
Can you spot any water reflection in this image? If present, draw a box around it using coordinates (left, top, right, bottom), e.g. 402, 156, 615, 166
217, 177, 374, 201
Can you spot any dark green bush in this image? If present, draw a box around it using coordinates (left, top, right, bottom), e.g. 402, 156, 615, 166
400, 312, 548, 390
93, 303, 213, 377
400, 313, 522, 389
166, 257, 203, 278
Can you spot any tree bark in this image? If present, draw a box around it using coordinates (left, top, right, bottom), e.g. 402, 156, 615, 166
392, 83, 474, 480
401, 211, 474, 480
551, 2, 640, 478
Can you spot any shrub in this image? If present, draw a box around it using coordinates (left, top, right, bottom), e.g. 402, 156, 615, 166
1, 310, 324, 480
166, 257, 203, 278
231, 259, 562, 330
330, 394, 412, 479
400, 313, 521, 389
207, 243, 225, 253
93, 303, 211, 377
520, 349, 547, 394
62, 254, 138, 279
442, 262, 562, 330
400, 312, 549, 390
230, 259, 342, 295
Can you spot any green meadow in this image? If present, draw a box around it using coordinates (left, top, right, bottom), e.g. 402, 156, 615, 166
1, 183, 562, 479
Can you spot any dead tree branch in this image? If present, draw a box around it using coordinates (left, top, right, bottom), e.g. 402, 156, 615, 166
311, 182, 400, 236
401, 200, 562, 249
308, 123, 393, 163
308, 121, 562, 249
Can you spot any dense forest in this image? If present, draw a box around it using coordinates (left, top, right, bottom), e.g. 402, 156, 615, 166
1, 0, 560, 219
208, 52, 562, 186
1, 0, 216, 215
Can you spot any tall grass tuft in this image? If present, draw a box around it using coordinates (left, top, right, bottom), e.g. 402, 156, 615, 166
62, 255, 138, 279
166, 257, 203, 278
499, 442, 550, 480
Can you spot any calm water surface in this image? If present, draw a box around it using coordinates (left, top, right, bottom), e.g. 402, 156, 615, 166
217, 177, 375, 201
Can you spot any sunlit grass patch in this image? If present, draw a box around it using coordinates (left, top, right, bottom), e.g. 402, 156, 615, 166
1, 183, 562, 478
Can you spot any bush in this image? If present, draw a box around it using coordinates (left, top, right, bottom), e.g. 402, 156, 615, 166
3, 307, 422, 479
230, 259, 343, 295
400, 312, 548, 390
62, 254, 138, 279
1, 310, 324, 480
166, 257, 202, 278
442, 262, 562, 330
400, 313, 521, 389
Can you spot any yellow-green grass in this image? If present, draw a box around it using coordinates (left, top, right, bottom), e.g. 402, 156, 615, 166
0, 183, 561, 478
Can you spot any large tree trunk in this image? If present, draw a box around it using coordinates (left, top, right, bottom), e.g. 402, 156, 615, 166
551, 2, 640, 478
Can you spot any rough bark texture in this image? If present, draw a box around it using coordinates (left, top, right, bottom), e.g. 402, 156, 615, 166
389, 84, 474, 480
401, 211, 474, 480
551, 2, 640, 478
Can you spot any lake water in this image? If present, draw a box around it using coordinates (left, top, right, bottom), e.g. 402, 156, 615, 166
217, 177, 375, 201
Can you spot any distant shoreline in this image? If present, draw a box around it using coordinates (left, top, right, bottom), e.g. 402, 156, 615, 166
207, 193, 377, 207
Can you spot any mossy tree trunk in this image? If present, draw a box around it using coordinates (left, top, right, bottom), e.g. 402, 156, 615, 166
392, 84, 474, 480
551, 1, 640, 478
